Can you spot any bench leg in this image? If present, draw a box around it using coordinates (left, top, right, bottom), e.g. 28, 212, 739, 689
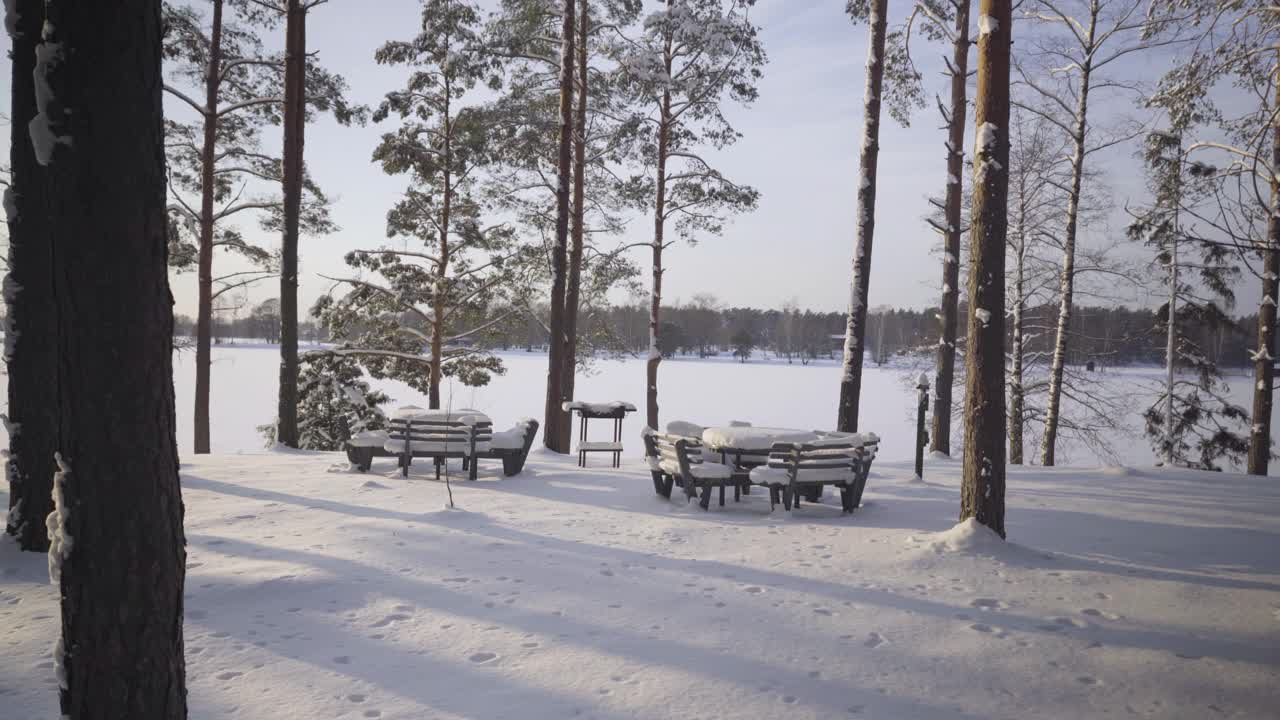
699, 484, 712, 510
781, 487, 793, 511
469, 456, 479, 481
718, 484, 725, 507
400, 454, 410, 478
768, 486, 779, 510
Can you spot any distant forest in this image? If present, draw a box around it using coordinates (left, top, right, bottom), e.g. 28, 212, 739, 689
176, 297, 1263, 370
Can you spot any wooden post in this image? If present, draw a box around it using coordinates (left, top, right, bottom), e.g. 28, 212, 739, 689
915, 373, 930, 480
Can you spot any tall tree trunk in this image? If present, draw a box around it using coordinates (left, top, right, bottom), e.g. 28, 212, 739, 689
4, 0, 57, 551
1040, 11, 1096, 467
1009, 180, 1026, 465
931, 0, 971, 456
1164, 167, 1178, 467
837, 0, 887, 433
41, 0, 188, 714
276, 0, 306, 448
645, 12, 674, 433
193, 0, 224, 454
1248, 67, 1280, 475
544, 0, 575, 452
560, 1, 589, 450
960, 0, 1010, 538
431, 74, 452, 411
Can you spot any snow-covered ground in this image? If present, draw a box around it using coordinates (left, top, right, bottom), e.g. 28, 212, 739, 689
3, 451, 1277, 719
166, 344, 1265, 469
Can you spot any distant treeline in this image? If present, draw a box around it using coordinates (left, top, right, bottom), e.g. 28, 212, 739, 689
174, 300, 1263, 369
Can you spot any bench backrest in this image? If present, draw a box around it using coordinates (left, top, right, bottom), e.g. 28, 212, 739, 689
641, 428, 709, 467
765, 441, 861, 481
388, 417, 493, 449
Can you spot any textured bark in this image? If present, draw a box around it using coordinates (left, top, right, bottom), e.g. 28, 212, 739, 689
4, 0, 57, 551
1164, 190, 1178, 467
544, 0, 575, 452
560, 2, 589, 451
960, 0, 1010, 538
646, 9, 674, 433
931, 0, 971, 456
837, 0, 887, 433
276, 0, 306, 447
1248, 70, 1280, 475
41, 0, 188, 715
430, 55, 453, 411
1040, 8, 1096, 467
193, 0, 224, 455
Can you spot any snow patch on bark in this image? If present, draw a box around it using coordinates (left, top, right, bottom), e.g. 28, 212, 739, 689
46, 452, 72, 584
978, 14, 999, 35
30, 23, 71, 166
3, 0, 18, 38
53, 635, 67, 689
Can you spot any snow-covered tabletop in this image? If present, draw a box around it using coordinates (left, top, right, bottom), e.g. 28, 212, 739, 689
700, 426, 821, 452
561, 400, 636, 416
391, 406, 491, 425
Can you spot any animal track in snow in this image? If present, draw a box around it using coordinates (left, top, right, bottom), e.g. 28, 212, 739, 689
863, 632, 886, 648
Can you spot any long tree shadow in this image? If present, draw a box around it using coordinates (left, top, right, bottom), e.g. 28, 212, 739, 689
184, 532, 994, 720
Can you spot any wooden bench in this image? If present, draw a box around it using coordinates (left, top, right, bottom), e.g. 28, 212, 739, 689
641, 428, 742, 510
345, 415, 538, 479
748, 440, 868, 514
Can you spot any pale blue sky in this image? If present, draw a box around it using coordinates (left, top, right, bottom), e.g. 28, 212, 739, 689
2, 1, 1181, 319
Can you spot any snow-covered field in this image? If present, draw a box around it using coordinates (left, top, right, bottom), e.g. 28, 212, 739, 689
3, 451, 1278, 718
168, 343, 1264, 469
2, 346, 1278, 718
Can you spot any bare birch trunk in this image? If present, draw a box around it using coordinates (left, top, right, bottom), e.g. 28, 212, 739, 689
544, 0, 575, 452
1008, 181, 1026, 465
960, 0, 1010, 538
931, 0, 971, 456
837, 0, 887, 433
560, 1, 588, 451
1248, 65, 1280, 475
276, 0, 306, 447
194, 0, 224, 454
1039, 10, 1095, 467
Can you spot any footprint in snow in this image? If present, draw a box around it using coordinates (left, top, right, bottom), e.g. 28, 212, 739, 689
371, 614, 410, 628
970, 598, 1007, 611
333, 656, 352, 665
1081, 608, 1120, 621
469, 652, 498, 664
347, 694, 366, 703
215, 671, 242, 681
863, 632, 886, 648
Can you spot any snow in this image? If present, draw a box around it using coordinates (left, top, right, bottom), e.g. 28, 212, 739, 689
975, 308, 991, 326
976, 122, 999, 153
45, 452, 71, 584
30, 28, 70, 165
3, 0, 17, 39
2, 448, 1277, 718
3, 187, 16, 222
978, 14, 1000, 35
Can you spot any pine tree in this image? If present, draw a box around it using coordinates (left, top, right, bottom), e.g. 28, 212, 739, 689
260, 354, 390, 451
615, 0, 764, 431
39, 0, 188, 712
890, 0, 973, 455
162, 0, 360, 453
3, 0, 57, 552
312, 0, 529, 409
1128, 130, 1249, 470
1145, 1, 1280, 475
960, 0, 1010, 538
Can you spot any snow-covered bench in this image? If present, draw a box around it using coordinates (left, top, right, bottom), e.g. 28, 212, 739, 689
641, 428, 743, 510
748, 439, 869, 514
344, 408, 538, 479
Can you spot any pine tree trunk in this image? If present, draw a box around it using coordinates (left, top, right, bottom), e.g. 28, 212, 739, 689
1164, 200, 1178, 466
276, 0, 305, 447
960, 0, 1010, 539
1040, 12, 1095, 468
41, 0, 188, 714
931, 0, 971, 457
837, 0, 887, 433
560, 1, 589, 451
4, 0, 57, 551
1248, 68, 1280, 475
431, 75, 452, 412
1009, 186, 1026, 465
544, 0, 575, 452
646, 15, 674, 433
194, 0, 224, 455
